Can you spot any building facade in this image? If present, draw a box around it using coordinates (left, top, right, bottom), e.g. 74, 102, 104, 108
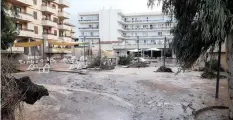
78, 9, 176, 58
7, 0, 75, 55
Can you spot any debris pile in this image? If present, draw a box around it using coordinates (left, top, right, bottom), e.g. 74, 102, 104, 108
155, 66, 173, 72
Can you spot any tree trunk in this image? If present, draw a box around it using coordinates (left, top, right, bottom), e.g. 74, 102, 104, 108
226, 33, 233, 119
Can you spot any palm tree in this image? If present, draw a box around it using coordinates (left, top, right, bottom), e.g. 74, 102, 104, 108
148, 0, 233, 119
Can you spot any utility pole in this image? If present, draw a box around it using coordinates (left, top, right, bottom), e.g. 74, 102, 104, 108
83, 37, 86, 64
163, 37, 167, 67
98, 38, 102, 68
42, 37, 45, 66
137, 36, 139, 64
215, 41, 222, 99
48, 43, 51, 65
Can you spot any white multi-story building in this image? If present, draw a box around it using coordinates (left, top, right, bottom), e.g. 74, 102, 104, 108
78, 9, 176, 58
6, 0, 75, 55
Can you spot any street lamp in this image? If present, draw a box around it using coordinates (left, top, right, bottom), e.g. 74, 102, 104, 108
137, 36, 139, 63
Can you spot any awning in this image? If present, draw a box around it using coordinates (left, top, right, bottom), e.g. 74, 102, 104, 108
146, 48, 160, 51
48, 40, 88, 46
14, 40, 43, 47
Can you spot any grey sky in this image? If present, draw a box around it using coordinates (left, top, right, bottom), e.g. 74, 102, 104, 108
66, 0, 162, 37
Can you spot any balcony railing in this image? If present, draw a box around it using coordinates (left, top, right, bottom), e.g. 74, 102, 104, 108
43, 32, 57, 35
79, 19, 99, 22
42, 19, 57, 27
41, 5, 57, 14
112, 44, 164, 49
12, 12, 34, 22
120, 19, 171, 23
58, 11, 70, 18
120, 27, 172, 30
59, 0, 70, 7
79, 35, 99, 37
79, 27, 99, 29
58, 23, 71, 30
18, 29, 34, 37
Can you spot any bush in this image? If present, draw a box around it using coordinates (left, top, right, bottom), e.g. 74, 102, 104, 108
205, 59, 224, 71
118, 56, 132, 65
88, 56, 115, 70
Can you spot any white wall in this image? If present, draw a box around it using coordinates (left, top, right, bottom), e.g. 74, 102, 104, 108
99, 9, 121, 41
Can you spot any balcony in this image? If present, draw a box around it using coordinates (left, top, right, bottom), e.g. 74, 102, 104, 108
79, 27, 99, 31
59, 36, 72, 42
118, 27, 171, 32
118, 35, 173, 40
112, 44, 164, 50
42, 19, 58, 27
41, 5, 57, 14
8, 0, 33, 6
18, 29, 34, 38
9, 12, 34, 22
58, 0, 70, 7
43, 33, 58, 40
1, 47, 24, 53
79, 19, 99, 24
118, 19, 173, 25
58, 11, 70, 19
58, 23, 71, 30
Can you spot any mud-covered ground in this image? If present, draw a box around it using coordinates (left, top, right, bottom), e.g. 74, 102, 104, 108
14, 66, 230, 120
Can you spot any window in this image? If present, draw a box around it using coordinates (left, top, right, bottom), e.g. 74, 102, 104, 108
144, 40, 147, 44
54, 30, 57, 36
15, 23, 22, 30
151, 40, 155, 44
33, 11, 37, 20
143, 32, 148, 36
158, 32, 162, 36
33, 0, 37, 5
34, 26, 38, 34
135, 33, 137, 36
143, 25, 147, 29
90, 32, 93, 36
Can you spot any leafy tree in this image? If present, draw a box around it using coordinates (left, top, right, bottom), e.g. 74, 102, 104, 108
1, 0, 18, 50
148, 0, 233, 118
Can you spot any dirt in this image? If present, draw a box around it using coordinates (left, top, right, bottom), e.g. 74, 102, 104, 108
14, 66, 230, 120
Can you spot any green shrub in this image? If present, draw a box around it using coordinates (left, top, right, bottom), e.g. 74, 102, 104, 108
205, 59, 224, 71
118, 56, 132, 65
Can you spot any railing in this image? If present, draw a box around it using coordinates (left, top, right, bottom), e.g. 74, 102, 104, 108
20, 28, 34, 32
59, 0, 70, 6
42, 18, 57, 23
120, 19, 171, 23
41, 5, 56, 9
79, 19, 99, 22
120, 27, 172, 30
79, 35, 99, 37
79, 27, 99, 29
43, 32, 57, 36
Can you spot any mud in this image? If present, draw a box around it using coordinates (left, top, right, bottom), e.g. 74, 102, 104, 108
14, 67, 230, 120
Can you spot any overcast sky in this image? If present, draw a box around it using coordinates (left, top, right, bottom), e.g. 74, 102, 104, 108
66, 0, 162, 37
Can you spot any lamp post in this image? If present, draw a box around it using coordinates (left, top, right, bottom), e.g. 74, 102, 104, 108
137, 36, 139, 64
99, 38, 101, 68
42, 37, 45, 66
163, 37, 167, 67
215, 41, 222, 99
83, 37, 86, 64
